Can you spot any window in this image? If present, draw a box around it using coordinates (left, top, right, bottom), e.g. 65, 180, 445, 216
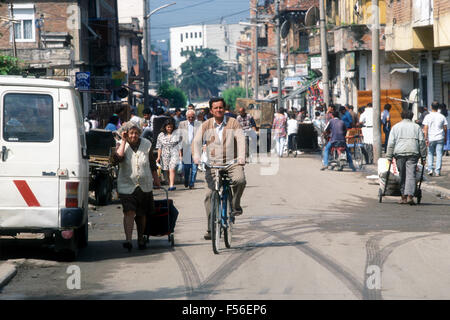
186, 32, 188, 38
298, 31, 309, 53
191, 46, 194, 51
195, 32, 197, 38
199, 32, 202, 38
190, 32, 193, 38
3, 93, 54, 142
181, 48, 184, 54
181, 33, 183, 42
9, 4, 35, 42
225, 46, 228, 52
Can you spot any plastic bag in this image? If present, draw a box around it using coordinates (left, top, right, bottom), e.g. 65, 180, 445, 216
176, 161, 183, 174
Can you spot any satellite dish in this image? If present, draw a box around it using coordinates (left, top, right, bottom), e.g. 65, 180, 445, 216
281, 20, 290, 39
117, 88, 129, 99
305, 6, 320, 27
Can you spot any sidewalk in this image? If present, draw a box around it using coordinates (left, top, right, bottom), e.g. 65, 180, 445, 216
420, 153, 450, 199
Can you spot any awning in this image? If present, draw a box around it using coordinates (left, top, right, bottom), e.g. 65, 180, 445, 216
390, 67, 419, 75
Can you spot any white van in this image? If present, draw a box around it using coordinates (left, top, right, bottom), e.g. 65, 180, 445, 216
0, 76, 89, 260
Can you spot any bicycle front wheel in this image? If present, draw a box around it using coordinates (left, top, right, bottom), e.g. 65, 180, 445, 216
223, 189, 233, 249
354, 145, 364, 170
210, 191, 221, 254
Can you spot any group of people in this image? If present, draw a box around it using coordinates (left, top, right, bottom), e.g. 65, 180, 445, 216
102, 97, 248, 250
314, 99, 448, 205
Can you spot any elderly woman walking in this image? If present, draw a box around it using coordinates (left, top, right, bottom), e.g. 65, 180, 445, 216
114, 122, 161, 251
156, 118, 183, 191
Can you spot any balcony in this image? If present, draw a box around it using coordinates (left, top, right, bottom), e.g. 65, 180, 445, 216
412, 0, 433, 28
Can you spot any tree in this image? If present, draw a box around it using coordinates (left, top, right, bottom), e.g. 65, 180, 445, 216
158, 81, 187, 109
0, 56, 22, 75
179, 48, 226, 100
222, 87, 246, 110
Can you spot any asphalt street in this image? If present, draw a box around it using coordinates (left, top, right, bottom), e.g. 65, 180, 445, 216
1, 153, 449, 300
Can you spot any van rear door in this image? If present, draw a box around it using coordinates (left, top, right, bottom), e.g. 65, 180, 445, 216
0, 88, 60, 230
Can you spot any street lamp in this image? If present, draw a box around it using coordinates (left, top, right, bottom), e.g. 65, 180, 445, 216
143, 2, 176, 111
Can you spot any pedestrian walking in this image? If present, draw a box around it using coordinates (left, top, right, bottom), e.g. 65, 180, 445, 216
141, 108, 153, 141
347, 105, 357, 128
339, 105, 353, 129
178, 109, 202, 189
358, 103, 374, 164
381, 104, 392, 153
156, 119, 183, 191
129, 108, 145, 129
192, 97, 246, 240
386, 110, 427, 205
236, 107, 257, 160
423, 101, 448, 176
113, 122, 161, 251
272, 108, 287, 157
287, 113, 298, 155
415, 106, 429, 128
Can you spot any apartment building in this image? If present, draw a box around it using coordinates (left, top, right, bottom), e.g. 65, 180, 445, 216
169, 23, 246, 74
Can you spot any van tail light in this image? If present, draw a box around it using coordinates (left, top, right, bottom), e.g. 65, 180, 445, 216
66, 182, 79, 208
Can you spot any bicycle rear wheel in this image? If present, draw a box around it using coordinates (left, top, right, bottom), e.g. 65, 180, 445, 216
210, 191, 221, 254
223, 189, 233, 249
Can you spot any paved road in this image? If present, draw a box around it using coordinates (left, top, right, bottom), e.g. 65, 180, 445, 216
1, 154, 450, 300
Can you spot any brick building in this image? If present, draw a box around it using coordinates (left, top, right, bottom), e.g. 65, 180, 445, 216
0, 0, 121, 110
249, 0, 319, 106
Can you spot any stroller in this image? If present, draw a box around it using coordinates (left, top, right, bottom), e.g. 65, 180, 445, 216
144, 187, 179, 247
378, 158, 425, 204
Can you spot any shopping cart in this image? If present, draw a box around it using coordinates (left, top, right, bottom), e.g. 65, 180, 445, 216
144, 187, 179, 247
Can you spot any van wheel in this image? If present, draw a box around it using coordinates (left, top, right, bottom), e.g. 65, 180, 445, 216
95, 174, 112, 206
55, 232, 78, 262
76, 223, 88, 249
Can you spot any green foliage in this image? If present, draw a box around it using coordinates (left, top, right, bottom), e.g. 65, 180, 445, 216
179, 48, 226, 100
222, 87, 246, 110
158, 81, 187, 109
0, 56, 22, 75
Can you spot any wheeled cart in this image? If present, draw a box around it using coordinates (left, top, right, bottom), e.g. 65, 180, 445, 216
378, 158, 425, 204
144, 187, 179, 247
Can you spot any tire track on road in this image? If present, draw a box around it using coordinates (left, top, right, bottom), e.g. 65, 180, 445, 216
253, 220, 365, 299
364, 232, 438, 300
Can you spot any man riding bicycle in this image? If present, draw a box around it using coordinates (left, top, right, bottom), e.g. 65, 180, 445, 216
192, 97, 246, 240
321, 111, 356, 171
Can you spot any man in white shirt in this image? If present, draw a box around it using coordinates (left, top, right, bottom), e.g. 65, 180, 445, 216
178, 109, 201, 188
423, 101, 448, 176
287, 113, 299, 155
358, 103, 374, 164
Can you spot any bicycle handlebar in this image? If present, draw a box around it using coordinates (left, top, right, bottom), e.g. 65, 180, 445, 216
207, 159, 238, 170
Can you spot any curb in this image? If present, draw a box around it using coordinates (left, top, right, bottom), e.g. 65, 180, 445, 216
0, 262, 17, 290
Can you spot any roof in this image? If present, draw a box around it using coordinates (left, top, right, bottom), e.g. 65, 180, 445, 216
0, 76, 73, 89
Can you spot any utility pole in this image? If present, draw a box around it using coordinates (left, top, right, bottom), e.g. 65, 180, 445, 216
319, 0, 330, 107
372, 0, 382, 162
143, 0, 150, 111
10, 2, 17, 58
276, 0, 282, 111
253, 6, 259, 99
245, 48, 249, 98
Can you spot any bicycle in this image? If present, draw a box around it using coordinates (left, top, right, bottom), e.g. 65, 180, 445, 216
346, 128, 365, 171
207, 160, 236, 254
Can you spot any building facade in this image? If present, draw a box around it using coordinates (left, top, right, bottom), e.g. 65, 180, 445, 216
169, 24, 246, 74
0, 0, 121, 109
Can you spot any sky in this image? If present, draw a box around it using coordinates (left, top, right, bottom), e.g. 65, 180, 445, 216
148, 0, 250, 48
